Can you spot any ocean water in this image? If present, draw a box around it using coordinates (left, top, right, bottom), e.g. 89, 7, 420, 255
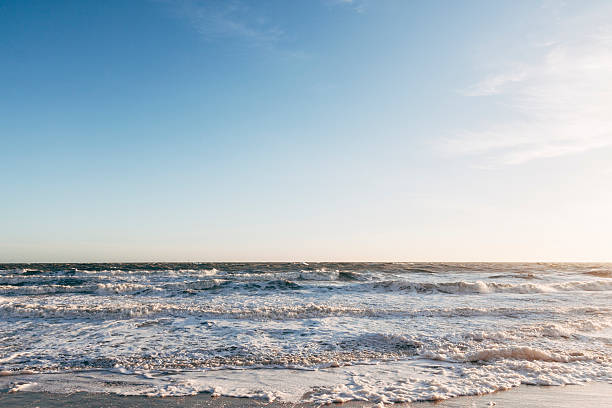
1, 262, 611, 404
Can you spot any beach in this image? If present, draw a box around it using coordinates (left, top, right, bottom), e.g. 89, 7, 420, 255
1, 263, 611, 404
4, 1, 612, 405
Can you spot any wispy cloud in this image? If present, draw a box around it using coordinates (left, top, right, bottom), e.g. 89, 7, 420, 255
444, 29, 612, 166
463, 69, 527, 97
163, 0, 284, 47
328, 0, 367, 13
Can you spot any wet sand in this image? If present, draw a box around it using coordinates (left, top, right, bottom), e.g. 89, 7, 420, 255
1, 382, 611, 407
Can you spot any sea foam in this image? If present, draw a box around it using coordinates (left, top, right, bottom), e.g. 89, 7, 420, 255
0, 262, 611, 403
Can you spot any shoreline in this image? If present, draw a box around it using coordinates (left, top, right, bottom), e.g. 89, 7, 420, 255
1, 382, 611, 407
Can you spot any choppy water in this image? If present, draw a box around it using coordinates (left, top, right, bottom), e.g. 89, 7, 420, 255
1, 263, 611, 404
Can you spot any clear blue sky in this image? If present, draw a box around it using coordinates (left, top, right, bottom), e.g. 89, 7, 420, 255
2, 0, 611, 262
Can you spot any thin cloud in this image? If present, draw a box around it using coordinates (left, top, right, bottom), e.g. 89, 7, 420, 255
463, 70, 527, 97
445, 30, 612, 166
162, 0, 284, 47
328, 0, 367, 13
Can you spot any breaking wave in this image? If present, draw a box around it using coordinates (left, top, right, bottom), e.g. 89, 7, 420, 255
1, 262, 611, 404
365, 279, 612, 294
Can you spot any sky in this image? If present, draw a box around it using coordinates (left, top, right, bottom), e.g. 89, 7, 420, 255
1, 0, 611, 262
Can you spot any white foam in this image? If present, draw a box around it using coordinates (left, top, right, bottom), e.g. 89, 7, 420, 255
3, 357, 609, 404
2, 263, 611, 404
299, 268, 340, 281
7, 382, 38, 393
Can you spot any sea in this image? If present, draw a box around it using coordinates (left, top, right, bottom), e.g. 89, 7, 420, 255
1, 262, 611, 404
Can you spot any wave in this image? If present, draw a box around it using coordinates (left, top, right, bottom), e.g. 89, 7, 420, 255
95, 283, 160, 294
465, 347, 577, 362
584, 270, 612, 278
4, 278, 610, 297
0, 278, 307, 296
0, 282, 157, 296
422, 345, 610, 365
299, 268, 340, 281
0, 277, 89, 286
364, 279, 612, 294
0, 284, 95, 295
1, 299, 608, 322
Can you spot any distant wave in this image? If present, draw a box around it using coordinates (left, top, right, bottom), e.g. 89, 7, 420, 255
363, 279, 612, 294
584, 270, 612, 278
3, 276, 611, 297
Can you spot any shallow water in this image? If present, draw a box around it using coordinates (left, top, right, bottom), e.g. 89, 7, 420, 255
0, 263, 611, 404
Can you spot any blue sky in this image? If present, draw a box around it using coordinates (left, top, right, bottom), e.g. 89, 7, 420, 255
2, 0, 611, 262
